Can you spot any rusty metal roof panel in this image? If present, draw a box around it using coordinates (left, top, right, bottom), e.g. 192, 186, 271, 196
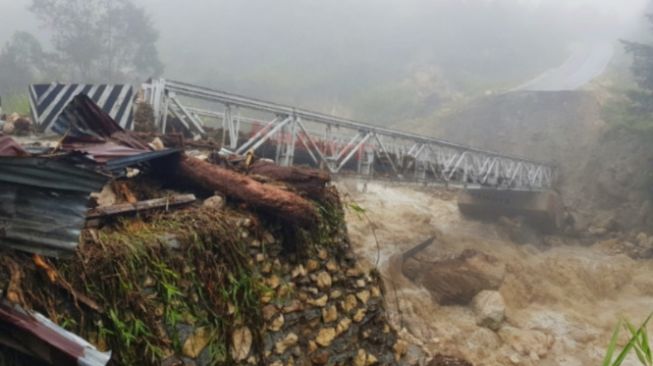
0, 301, 111, 365
0, 157, 108, 256
0, 136, 29, 157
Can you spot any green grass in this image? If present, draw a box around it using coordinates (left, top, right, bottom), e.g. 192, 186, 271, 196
603, 313, 653, 366
1, 93, 30, 116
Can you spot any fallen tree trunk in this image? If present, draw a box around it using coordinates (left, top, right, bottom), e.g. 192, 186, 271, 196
248, 160, 331, 198
175, 155, 318, 226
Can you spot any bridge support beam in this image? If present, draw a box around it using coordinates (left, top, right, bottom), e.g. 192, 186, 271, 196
457, 188, 562, 232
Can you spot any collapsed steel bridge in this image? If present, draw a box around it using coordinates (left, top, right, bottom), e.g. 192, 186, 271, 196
143, 79, 554, 191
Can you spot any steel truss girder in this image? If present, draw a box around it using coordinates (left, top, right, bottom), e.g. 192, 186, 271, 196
143, 79, 555, 191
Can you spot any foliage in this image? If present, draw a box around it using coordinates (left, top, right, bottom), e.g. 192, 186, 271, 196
1, 93, 31, 116
603, 313, 653, 366
613, 14, 653, 133
0, 32, 53, 97
29, 0, 164, 82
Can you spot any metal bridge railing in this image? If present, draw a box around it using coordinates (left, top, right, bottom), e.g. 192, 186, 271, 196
143, 79, 554, 191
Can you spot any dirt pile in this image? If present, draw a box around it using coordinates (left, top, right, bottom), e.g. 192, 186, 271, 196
340, 180, 653, 366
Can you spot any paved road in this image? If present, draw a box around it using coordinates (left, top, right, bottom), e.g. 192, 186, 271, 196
513, 43, 614, 91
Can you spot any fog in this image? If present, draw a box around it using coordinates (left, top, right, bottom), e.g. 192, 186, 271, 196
0, 0, 649, 120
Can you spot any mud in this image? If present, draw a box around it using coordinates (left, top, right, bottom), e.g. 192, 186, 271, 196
339, 179, 653, 366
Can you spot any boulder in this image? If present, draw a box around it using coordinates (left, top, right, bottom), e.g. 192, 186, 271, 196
13, 117, 31, 135
415, 249, 505, 305
2, 121, 15, 135
230, 326, 253, 362
471, 290, 505, 330
203, 195, 225, 210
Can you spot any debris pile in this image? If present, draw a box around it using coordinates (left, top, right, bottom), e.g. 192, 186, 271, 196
0, 95, 404, 365
0, 113, 33, 137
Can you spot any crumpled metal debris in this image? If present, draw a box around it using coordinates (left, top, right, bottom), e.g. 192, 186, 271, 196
0, 301, 111, 366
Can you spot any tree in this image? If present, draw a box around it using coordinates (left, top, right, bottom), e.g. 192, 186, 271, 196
30, 0, 164, 82
622, 14, 653, 118
0, 32, 53, 96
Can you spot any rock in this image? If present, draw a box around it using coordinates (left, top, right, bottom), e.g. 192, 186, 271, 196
322, 305, 338, 323
315, 271, 332, 289
471, 290, 505, 330
346, 266, 363, 277
342, 294, 358, 313
203, 195, 225, 210
266, 275, 281, 289
393, 339, 408, 361
326, 260, 338, 272
262, 304, 278, 320
308, 294, 328, 307
231, 326, 253, 362
330, 289, 343, 299
318, 249, 328, 260
589, 212, 620, 234
182, 327, 210, 358
262, 232, 275, 244
353, 308, 367, 323
336, 317, 351, 335
414, 249, 505, 305
291, 265, 307, 278
354, 349, 378, 366
354, 349, 367, 366
6, 113, 20, 124
315, 327, 337, 347
356, 279, 367, 288
2, 121, 15, 134
283, 300, 304, 313
275, 333, 298, 354
308, 340, 318, 353
356, 290, 370, 305
249, 239, 261, 248
370, 286, 381, 298
498, 326, 553, 359
311, 351, 330, 365
306, 259, 320, 272
637, 232, 648, 247
269, 314, 285, 331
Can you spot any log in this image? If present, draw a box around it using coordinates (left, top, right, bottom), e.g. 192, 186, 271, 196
175, 155, 317, 226
247, 160, 331, 198
249, 160, 330, 185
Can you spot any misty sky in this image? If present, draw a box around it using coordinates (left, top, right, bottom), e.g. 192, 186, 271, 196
0, 0, 650, 120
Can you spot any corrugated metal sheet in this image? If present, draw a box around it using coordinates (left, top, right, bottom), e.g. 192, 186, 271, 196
29, 83, 134, 133
104, 148, 181, 173
0, 157, 108, 257
56, 94, 148, 151
55, 95, 181, 174
0, 301, 111, 366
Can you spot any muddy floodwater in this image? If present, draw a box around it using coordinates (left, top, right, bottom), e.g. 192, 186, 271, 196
339, 179, 653, 366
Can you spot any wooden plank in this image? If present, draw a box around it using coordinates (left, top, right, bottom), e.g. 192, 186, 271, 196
86, 194, 196, 219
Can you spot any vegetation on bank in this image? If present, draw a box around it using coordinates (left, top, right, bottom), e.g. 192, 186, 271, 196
603, 314, 653, 366
0, 187, 348, 365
